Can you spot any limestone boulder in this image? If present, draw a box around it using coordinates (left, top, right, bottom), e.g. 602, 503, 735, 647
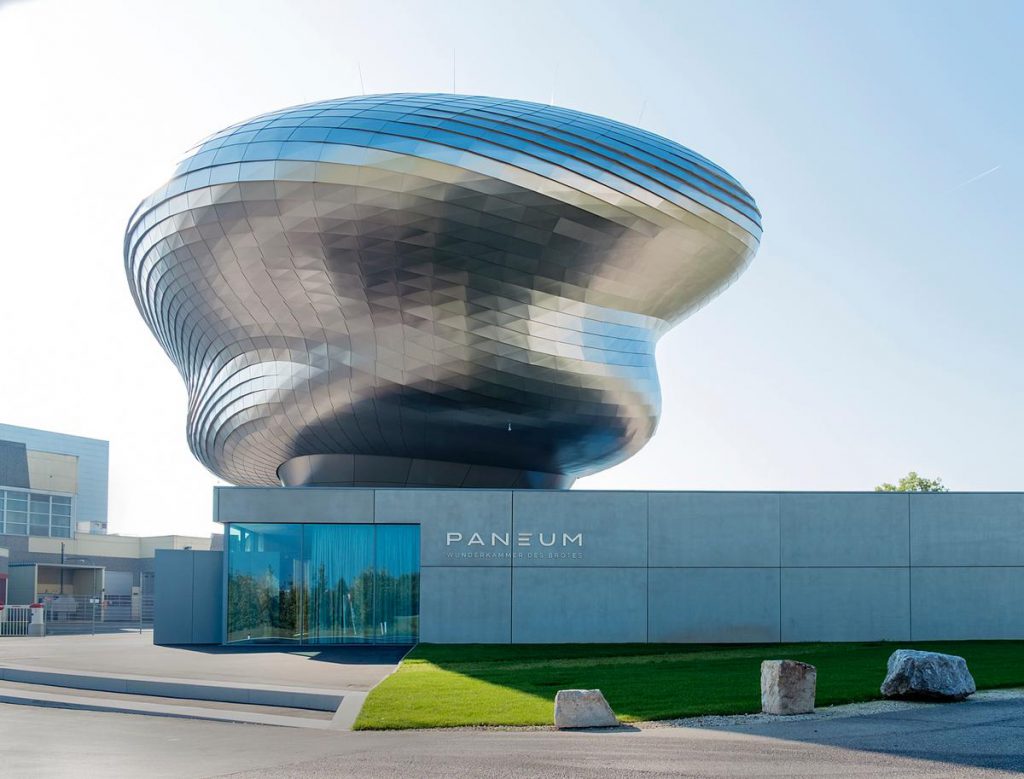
761, 660, 816, 715
554, 689, 619, 729
881, 649, 976, 701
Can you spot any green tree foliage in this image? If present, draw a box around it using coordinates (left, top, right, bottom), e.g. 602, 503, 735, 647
875, 471, 948, 493
226, 565, 300, 640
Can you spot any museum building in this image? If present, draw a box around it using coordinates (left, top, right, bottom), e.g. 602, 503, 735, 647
128, 95, 1023, 646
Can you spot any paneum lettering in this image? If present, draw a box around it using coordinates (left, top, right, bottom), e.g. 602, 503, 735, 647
445, 532, 583, 548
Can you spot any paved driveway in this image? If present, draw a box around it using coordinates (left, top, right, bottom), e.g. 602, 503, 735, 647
3, 691, 1022, 777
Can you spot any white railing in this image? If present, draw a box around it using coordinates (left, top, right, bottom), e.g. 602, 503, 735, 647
0, 605, 38, 636
0, 598, 156, 637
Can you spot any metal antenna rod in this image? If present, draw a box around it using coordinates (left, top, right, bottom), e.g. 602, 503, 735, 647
452, 47, 456, 94
357, 62, 366, 96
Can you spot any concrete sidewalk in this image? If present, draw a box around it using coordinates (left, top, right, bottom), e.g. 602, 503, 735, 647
0, 632, 406, 730
0, 632, 407, 691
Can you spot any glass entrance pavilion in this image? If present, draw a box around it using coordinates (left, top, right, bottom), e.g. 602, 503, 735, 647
226, 523, 419, 644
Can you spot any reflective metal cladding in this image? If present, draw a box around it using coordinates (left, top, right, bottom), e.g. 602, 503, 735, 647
124, 94, 762, 488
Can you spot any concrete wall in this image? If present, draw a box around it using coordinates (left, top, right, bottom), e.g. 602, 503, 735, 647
154, 550, 223, 645
214, 488, 1024, 644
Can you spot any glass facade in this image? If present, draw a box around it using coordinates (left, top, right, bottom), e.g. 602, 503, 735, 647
226, 523, 419, 644
0, 489, 72, 538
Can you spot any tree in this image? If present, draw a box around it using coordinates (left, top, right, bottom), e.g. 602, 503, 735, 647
875, 471, 948, 493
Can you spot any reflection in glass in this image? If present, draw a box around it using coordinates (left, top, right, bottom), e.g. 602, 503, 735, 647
305, 525, 374, 644
226, 523, 420, 645
375, 525, 420, 643
227, 524, 303, 643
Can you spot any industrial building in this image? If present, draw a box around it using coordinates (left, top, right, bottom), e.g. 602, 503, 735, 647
0, 422, 109, 536
0, 423, 214, 621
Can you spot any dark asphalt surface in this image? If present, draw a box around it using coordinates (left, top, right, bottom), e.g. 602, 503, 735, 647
3, 692, 1023, 778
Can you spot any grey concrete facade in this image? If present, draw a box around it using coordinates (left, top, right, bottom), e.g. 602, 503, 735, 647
154, 550, 223, 645
203, 488, 1024, 645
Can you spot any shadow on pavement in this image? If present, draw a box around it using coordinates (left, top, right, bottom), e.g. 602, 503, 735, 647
174, 643, 411, 666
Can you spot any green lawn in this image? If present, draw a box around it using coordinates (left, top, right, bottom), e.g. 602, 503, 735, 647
354, 641, 1024, 730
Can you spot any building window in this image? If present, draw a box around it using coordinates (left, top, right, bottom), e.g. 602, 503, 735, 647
29, 494, 50, 536
51, 496, 72, 538
2, 491, 29, 536
0, 488, 73, 538
226, 523, 420, 645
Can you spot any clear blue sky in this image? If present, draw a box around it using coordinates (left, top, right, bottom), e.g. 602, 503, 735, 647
0, 0, 1020, 535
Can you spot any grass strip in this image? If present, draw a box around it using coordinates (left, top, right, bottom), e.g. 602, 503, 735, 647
354, 640, 1024, 730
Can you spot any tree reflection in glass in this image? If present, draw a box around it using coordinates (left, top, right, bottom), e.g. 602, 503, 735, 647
227, 523, 420, 644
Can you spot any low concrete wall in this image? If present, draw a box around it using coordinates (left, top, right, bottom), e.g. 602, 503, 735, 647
212, 488, 1024, 645
154, 550, 222, 645
0, 667, 341, 711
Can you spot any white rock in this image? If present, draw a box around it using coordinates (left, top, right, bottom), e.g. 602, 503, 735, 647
761, 659, 816, 715
881, 649, 976, 701
554, 689, 619, 729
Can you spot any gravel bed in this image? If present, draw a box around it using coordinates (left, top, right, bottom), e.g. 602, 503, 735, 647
639, 688, 1024, 730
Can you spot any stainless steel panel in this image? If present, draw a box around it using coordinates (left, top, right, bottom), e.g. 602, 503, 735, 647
126, 94, 761, 487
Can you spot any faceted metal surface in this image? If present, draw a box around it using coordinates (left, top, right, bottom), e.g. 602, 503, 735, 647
124, 94, 761, 487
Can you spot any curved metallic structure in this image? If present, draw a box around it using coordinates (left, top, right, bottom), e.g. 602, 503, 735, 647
125, 94, 761, 488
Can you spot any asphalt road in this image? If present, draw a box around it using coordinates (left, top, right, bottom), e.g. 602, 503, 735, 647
3, 693, 1023, 778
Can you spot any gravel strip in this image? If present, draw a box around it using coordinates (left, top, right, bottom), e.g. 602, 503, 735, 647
638, 688, 1024, 730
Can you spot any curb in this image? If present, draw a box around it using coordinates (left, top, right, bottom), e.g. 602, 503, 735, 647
0, 686, 335, 729
0, 665, 343, 712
